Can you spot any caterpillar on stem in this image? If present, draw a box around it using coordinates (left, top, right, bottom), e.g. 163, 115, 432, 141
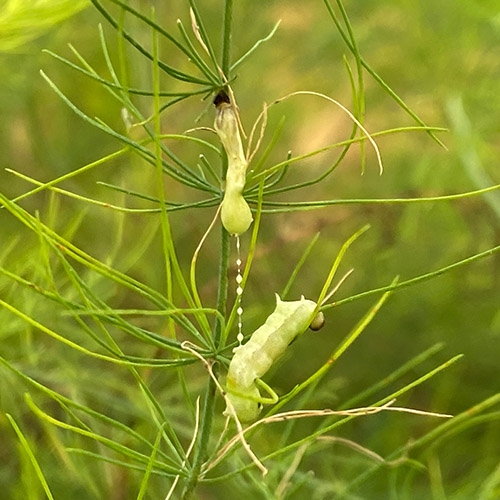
222, 225, 368, 423
224, 294, 326, 422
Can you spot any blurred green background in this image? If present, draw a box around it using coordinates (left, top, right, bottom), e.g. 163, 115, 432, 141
1, 0, 500, 498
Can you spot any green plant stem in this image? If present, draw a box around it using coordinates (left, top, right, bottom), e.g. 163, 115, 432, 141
181, 221, 229, 499
181, 379, 217, 499
6, 415, 55, 500
181, 1, 233, 484
342, 393, 500, 497
184, 224, 230, 497
329, 242, 500, 309
215, 227, 230, 346
221, 0, 233, 76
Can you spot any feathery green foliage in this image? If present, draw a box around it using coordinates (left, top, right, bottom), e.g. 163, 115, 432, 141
1, 1, 500, 498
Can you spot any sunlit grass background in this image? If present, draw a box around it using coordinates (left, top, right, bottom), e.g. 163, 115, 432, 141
1, 0, 499, 498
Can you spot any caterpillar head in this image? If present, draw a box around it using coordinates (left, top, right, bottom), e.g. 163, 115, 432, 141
309, 311, 325, 331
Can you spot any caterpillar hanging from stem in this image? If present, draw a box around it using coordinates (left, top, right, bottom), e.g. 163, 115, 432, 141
224, 293, 326, 422
223, 225, 368, 423
214, 90, 253, 236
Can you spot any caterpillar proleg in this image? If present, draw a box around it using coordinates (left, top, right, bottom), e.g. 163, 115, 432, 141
214, 90, 253, 236
224, 294, 323, 422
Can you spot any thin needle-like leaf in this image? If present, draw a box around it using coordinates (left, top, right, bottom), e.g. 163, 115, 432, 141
6, 415, 56, 500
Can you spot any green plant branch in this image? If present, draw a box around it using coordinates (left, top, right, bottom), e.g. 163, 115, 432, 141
268, 279, 394, 417
179, 1, 235, 492
1, 261, 205, 357
6, 414, 55, 500
339, 3, 366, 173
0, 194, 206, 341
48, 34, 217, 192
176, 18, 220, 83
1, 356, 187, 468
323, 0, 446, 149
45, 49, 211, 97
220, 0, 234, 76
259, 183, 500, 212
230, 20, 281, 71
137, 426, 164, 500
9, 148, 128, 204
316, 224, 371, 308
329, 242, 500, 310
342, 393, 500, 496
39, 71, 212, 191
187, 0, 221, 77
24, 394, 181, 476
209, 354, 462, 481
89, 0, 214, 85
245, 125, 446, 197
340, 342, 446, 409
281, 233, 321, 300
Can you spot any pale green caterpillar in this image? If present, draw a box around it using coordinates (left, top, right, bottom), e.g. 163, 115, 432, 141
224, 294, 325, 422
214, 90, 253, 236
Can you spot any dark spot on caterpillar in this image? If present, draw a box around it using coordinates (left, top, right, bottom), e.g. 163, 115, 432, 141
214, 89, 230, 107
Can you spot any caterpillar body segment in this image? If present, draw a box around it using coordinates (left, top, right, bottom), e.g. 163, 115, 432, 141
224, 294, 320, 422
214, 91, 253, 235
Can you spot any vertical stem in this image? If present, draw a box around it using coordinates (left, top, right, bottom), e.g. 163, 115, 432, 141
181, 3, 233, 497
181, 378, 217, 500
181, 225, 229, 500
215, 225, 230, 346
221, 0, 233, 75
